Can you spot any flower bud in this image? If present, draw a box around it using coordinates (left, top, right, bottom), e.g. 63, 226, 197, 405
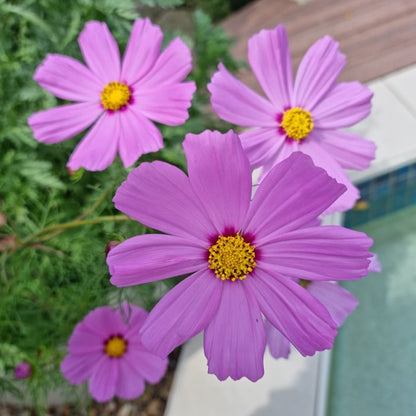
14, 361, 32, 379
105, 241, 119, 257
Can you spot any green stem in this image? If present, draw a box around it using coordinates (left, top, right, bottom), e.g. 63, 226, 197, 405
21, 188, 112, 245
21, 215, 129, 246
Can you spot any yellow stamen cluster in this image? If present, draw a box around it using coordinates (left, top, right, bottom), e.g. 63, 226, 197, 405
101, 82, 131, 111
208, 234, 256, 281
104, 336, 127, 358
281, 107, 313, 141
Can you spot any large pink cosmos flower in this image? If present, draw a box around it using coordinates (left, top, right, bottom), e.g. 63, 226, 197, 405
61, 303, 167, 402
266, 281, 358, 359
107, 130, 373, 382
28, 19, 196, 171
208, 25, 376, 213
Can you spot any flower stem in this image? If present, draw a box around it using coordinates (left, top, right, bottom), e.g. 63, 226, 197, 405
21, 215, 130, 246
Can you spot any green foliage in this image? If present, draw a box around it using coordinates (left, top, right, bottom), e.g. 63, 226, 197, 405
0, 0, 238, 405
185, 0, 231, 22
140, 0, 185, 8
192, 9, 239, 90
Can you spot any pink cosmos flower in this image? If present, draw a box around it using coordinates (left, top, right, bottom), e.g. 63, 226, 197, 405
208, 25, 376, 213
28, 19, 196, 171
61, 303, 167, 402
107, 130, 373, 382
266, 281, 358, 359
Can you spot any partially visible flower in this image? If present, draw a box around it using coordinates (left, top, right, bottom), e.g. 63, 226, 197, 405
369, 253, 381, 273
107, 130, 373, 382
267, 253, 382, 359
0, 213, 5, 227
105, 241, 120, 257
61, 303, 167, 402
14, 361, 33, 379
266, 281, 358, 359
208, 25, 375, 213
0, 235, 16, 253
29, 19, 196, 171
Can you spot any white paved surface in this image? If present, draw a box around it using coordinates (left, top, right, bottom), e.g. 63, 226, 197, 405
349, 66, 416, 183
166, 64, 416, 416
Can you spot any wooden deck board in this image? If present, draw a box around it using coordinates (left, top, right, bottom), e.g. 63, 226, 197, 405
222, 0, 416, 90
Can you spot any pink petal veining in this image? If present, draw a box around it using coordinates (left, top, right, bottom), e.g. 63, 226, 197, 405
204, 281, 266, 381
183, 130, 252, 234
248, 25, 293, 109
78, 21, 121, 82
33, 54, 102, 101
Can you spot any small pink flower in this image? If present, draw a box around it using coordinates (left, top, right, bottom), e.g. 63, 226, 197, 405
29, 19, 196, 171
61, 303, 167, 402
107, 130, 373, 381
208, 25, 376, 213
14, 361, 33, 379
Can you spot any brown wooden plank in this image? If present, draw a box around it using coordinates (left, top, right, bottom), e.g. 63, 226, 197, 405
221, 0, 416, 91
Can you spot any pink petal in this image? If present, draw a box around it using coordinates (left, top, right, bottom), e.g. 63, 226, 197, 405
113, 160, 214, 240
88, 356, 118, 402
124, 348, 168, 384
108, 234, 206, 287
134, 81, 195, 126
140, 270, 222, 357
208, 63, 277, 127
60, 352, 101, 384
204, 281, 266, 381
265, 319, 291, 359
67, 112, 119, 171
313, 82, 373, 128
183, 130, 252, 234
120, 303, 148, 339
115, 358, 145, 400
307, 282, 358, 327
248, 25, 293, 110
240, 127, 285, 168
67, 323, 103, 354
33, 54, 102, 101
82, 306, 124, 337
243, 152, 346, 241
118, 107, 163, 168
246, 269, 337, 356
256, 138, 297, 182
78, 21, 120, 83
137, 38, 193, 88
259, 226, 372, 281
28, 102, 102, 144
313, 129, 376, 170
301, 138, 360, 213
294, 36, 346, 110
369, 253, 382, 272
121, 18, 163, 86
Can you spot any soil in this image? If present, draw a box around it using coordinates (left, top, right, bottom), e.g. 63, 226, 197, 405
0, 350, 180, 416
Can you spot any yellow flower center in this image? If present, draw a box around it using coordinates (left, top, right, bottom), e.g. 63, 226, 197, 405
104, 336, 127, 358
101, 82, 131, 111
281, 107, 313, 141
208, 234, 256, 281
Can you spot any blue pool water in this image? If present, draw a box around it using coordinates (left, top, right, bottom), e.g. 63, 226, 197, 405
327, 169, 416, 415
